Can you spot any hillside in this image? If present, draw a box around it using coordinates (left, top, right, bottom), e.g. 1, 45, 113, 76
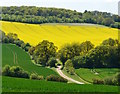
2, 44, 58, 77
1, 6, 120, 28
1, 21, 118, 48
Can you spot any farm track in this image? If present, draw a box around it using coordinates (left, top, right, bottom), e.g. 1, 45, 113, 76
56, 66, 84, 84
5, 45, 18, 64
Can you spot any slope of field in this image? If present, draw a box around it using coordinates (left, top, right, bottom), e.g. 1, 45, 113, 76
1, 21, 118, 48
75, 68, 119, 83
2, 76, 119, 92
2, 44, 58, 77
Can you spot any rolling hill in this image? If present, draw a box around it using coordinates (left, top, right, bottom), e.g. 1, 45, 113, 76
2, 44, 58, 77
1, 21, 118, 48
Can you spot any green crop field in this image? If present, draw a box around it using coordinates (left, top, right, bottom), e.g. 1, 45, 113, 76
75, 68, 119, 83
2, 76, 119, 92
2, 44, 58, 77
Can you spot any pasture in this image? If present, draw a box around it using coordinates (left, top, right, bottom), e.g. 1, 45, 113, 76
2, 76, 119, 92
2, 44, 58, 77
75, 68, 119, 83
1, 21, 118, 48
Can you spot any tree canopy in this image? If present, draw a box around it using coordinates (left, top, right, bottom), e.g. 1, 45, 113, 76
1, 6, 120, 28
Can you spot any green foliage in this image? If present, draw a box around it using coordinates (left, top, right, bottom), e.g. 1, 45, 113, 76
58, 42, 94, 64
30, 73, 44, 80
2, 65, 29, 78
46, 75, 68, 83
72, 56, 86, 68
1, 6, 119, 28
93, 79, 104, 85
21, 43, 31, 51
104, 77, 115, 85
102, 38, 118, 46
32, 40, 57, 66
85, 45, 119, 68
47, 57, 57, 67
28, 47, 35, 55
2, 37, 9, 43
7, 33, 18, 43
79, 41, 94, 55
2, 65, 11, 76
64, 59, 75, 75
14, 39, 24, 47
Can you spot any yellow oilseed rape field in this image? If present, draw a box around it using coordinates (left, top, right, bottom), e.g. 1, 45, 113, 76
0, 21, 118, 48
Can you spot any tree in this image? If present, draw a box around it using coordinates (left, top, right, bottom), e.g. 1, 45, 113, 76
72, 56, 86, 68
47, 57, 57, 67
28, 47, 35, 55
14, 39, 24, 47
7, 33, 18, 43
102, 38, 118, 46
102, 18, 114, 26
64, 59, 75, 75
80, 41, 94, 55
58, 43, 81, 64
33, 40, 57, 66
2, 37, 9, 43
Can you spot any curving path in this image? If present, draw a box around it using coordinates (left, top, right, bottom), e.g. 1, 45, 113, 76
56, 66, 84, 84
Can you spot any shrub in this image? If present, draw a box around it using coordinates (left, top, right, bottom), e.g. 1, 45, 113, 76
2, 65, 29, 78
30, 73, 44, 80
47, 57, 57, 67
64, 59, 75, 75
93, 78, 104, 85
2, 37, 9, 43
104, 77, 114, 85
14, 39, 24, 47
2, 65, 10, 76
10, 66, 29, 78
46, 75, 67, 83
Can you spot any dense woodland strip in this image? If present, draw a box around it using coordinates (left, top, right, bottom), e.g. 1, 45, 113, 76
1, 6, 120, 28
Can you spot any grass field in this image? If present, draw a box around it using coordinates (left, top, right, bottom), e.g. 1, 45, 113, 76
75, 68, 119, 83
1, 21, 118, 48
2, 44, 58, 77
62, 69, 89, 84
2, 76, 119, 92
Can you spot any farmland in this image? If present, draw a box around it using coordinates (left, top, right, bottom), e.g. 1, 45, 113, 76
2, 76, 119, 92
2, 44, 58, 77
75, 68, 119, 83
1, 21, 118, 48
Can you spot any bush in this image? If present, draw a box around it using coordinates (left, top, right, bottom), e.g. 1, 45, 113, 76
93, 78, 104, 85
104, 77, 114, 85
2, 65, 29, 78
2, 37, 9, 43
64, 59, 75, 75
2, 65, 10, 76
46, 75, 68, 83
14, 39, 24, 47
47, 57, 57, 67
10, 66, 29, 78
30, 73, 44, 80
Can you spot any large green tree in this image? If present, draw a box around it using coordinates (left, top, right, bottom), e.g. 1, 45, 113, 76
33, 40, 57, 66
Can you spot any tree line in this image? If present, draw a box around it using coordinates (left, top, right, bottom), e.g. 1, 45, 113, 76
1, 6, 120, 28
1, 31, 120, 69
